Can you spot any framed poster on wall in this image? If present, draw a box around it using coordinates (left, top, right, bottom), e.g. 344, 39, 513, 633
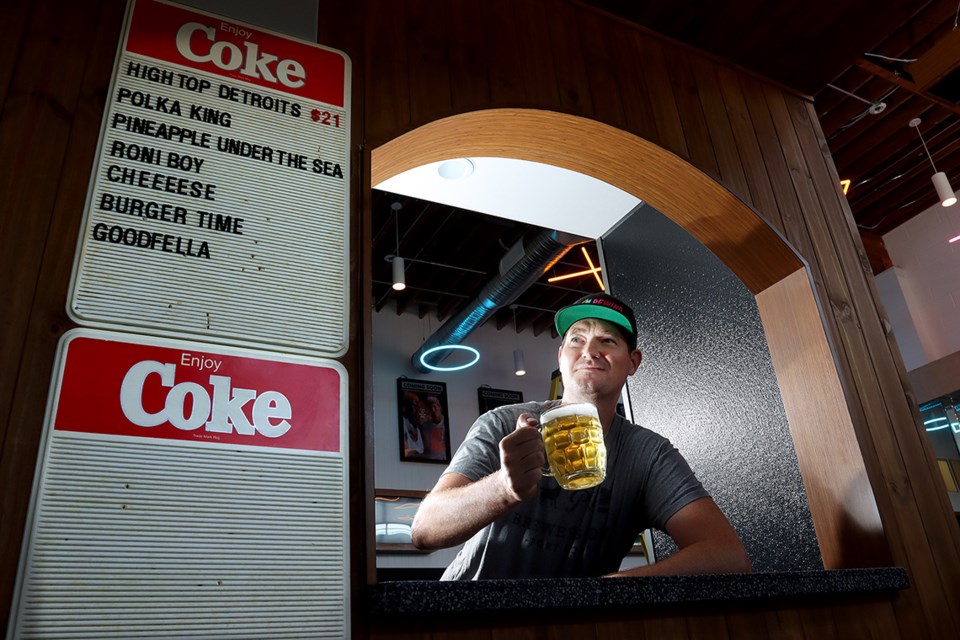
477, 386, 524, 414
397, 378, 451, 463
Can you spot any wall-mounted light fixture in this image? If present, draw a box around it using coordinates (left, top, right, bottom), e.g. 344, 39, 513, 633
909, 118, 957, 208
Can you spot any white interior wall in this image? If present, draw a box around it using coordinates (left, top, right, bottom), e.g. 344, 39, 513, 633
880, 203, 960, 370
874, 267, 929, 371
372, 308, 562, 570
372, 310, 562, 490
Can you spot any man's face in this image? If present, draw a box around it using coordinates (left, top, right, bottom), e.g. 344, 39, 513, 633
558, 318, 642, 403
427, 396, 443, 423
403, 392, 424, 424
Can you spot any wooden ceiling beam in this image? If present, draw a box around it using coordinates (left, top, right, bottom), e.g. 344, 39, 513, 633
852, 112, 960, 200
532, 318, 555, 338
906, 25, 960, 90
854, 59, 960, 117
373, 285, 392, 313
833, 98, 943, 174
863, 196, 945, 237
871, 0, 956, 62
515, 307, 538, 333
822, 82, 916, 156
847, 157, 952, 224
494, 309, 509, 331
815, 67, 876, 124
436, 290, 465, 321
852, 148, 960, 231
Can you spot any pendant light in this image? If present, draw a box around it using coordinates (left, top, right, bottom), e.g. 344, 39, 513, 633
513, 349, 526, 376
909, 118, 957, 207
390, 202, 406, 291
512, 305, 526, 376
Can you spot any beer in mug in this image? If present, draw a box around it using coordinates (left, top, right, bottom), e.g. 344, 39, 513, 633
539, 402, 606, 490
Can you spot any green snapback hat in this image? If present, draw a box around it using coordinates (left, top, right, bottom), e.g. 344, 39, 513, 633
554, 293, 638, 349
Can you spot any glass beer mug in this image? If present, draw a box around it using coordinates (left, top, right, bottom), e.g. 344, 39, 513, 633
539, 402, 606, 490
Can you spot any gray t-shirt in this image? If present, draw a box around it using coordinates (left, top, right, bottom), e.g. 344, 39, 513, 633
440, 401, 709, 580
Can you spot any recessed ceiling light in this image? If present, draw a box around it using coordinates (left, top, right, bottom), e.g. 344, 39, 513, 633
437, 158, 475, 180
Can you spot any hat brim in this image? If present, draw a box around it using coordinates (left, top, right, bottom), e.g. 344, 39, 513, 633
555, 305, 634, 339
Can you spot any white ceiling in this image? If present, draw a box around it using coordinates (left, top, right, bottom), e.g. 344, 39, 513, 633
374, 157, 641, 239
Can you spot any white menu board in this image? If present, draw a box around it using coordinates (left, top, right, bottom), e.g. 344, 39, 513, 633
68, 0, 351, 356
8, 329, 349, 639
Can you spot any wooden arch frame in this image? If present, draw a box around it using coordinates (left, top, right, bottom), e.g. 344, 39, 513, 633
369, 108, 886, 569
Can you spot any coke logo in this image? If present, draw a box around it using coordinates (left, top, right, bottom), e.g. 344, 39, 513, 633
119, 360, 292, 438
175, 22, 306, 89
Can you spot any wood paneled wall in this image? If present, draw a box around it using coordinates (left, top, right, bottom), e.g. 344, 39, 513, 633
1, 0, 128, 630
1, 0, 959, 638
359, 0, 960, 637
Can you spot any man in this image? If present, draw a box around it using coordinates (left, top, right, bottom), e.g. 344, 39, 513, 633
411, 293, 751, 579
400, 390, 425, 457
422, 394, 448, 460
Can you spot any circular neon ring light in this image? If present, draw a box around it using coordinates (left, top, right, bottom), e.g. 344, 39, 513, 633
419, 345, 480, 372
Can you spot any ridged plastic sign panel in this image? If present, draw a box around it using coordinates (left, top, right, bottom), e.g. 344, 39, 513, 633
8, 329, 349, 639
68, 0, 351, 356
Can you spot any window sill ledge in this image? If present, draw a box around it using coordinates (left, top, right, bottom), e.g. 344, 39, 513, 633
365, 567, 909, 616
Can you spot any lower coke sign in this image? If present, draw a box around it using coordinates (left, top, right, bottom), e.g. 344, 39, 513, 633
54, 331, 344, 452
9, 328, 350, 639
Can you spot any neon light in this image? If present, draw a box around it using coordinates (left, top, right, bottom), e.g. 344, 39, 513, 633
840, 179, 851, 195
547, 246, 604, 291
925, 417, 949, 433
419, 345, 480, 371
548, 266, 601, 282
581, 247, 605, 291
949, 233, 960, 243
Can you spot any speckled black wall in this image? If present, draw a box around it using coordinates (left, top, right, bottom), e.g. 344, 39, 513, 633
602, 204, 822, 572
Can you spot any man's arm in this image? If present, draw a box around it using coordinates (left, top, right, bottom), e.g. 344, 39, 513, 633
606, 497, 752, 577
411, 415, 544, 550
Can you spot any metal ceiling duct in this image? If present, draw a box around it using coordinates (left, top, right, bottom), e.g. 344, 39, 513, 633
412, 229, 589, 372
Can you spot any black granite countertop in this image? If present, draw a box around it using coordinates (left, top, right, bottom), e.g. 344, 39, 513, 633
366, 567, 908, 616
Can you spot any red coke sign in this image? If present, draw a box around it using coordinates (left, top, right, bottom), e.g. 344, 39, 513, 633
54, 332, 344, 452
125, 0, 345, 106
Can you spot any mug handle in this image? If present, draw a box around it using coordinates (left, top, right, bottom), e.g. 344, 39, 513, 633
535, 401, 563, 478
536, 419, 554, 478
